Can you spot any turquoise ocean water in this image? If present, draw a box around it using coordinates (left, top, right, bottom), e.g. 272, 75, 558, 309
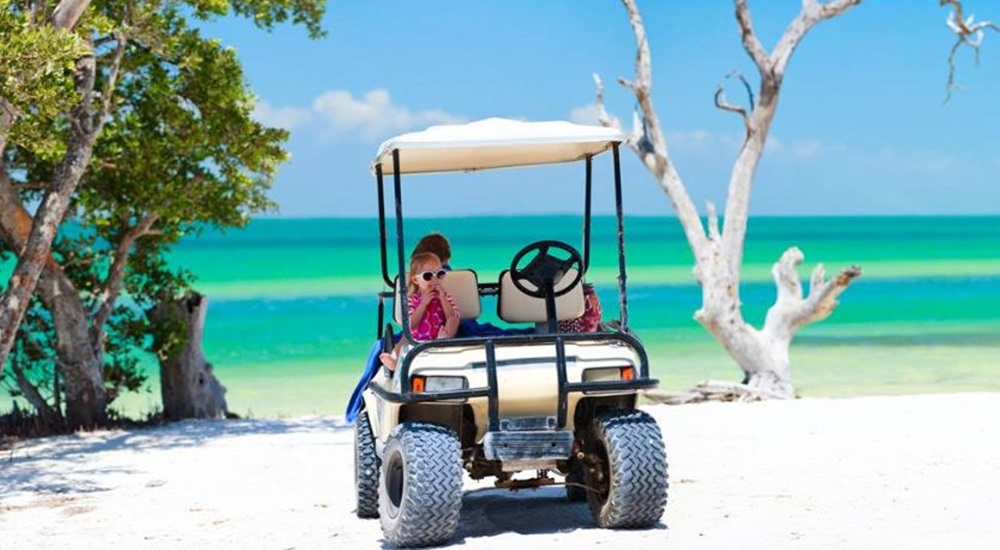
10, 216, 1000, 417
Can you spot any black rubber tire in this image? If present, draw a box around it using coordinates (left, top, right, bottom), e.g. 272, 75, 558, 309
354, 412, 380, 519
584, 410, 668, 528
565, 463, 588, 502
378, 423, 463, 547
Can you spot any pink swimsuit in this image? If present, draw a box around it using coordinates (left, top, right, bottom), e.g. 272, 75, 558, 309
407, 292, 456, 341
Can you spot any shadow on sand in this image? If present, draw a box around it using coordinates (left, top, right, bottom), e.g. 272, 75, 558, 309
1, 416, 350, 497
377, 486, 665, 548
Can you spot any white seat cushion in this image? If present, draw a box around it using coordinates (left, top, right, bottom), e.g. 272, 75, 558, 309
393, 269, 481, 325
498, 269, 585, 323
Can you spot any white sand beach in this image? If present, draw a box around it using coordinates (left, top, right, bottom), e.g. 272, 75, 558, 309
2, 393, 999, 549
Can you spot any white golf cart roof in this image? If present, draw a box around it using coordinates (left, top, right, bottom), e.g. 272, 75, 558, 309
372, 117, 627, 175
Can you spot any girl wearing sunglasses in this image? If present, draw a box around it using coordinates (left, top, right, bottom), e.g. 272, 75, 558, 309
380, 252, 460, 370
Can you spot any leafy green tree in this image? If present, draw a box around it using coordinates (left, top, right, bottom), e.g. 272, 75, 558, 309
1, 0, 324, 429
0, 0, 86, 155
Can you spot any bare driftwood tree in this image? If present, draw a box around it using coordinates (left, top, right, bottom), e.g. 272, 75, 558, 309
150, 292, 229, 420
599, 0, 995, 401
595, 0, 868, 400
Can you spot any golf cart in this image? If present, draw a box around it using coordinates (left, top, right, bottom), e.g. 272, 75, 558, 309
353, 118, 668, 547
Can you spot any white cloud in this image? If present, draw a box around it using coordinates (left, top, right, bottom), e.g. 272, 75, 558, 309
766, 135, 849, 159
564, 106, 856, 163
790, 139, 847, 159
253, 100, 312, 130
568, 104, 602, 125
665, 129, 848, 161
253, 89, 466, 141
765, 135, 783, 153
854, 147, 959, 174
312, 89, 465, 140
668, 129, 739, 152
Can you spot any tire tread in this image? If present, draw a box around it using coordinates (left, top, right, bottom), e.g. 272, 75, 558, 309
589, 410, 668, 528
354, 412, 380, 519
379, 422, 462, 547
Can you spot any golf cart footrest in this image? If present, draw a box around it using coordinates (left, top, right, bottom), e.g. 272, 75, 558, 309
483, 430, 574, 461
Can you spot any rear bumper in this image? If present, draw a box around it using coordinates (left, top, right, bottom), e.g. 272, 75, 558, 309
483, 429, 575, 471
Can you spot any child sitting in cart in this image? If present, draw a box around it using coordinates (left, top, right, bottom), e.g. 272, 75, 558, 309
379, 251, 460, 370
558, 283, 603, 333
415, 232, 537, 338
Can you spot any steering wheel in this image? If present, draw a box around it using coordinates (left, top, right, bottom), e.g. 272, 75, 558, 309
509, 240, 584, 299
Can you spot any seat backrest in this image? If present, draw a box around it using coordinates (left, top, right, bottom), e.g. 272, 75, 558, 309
393, 269, 482, 324
497, 269, 585, 323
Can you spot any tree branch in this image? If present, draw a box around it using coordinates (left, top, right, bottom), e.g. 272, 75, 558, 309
773, 246, 805, 302
599, 0, 709, 259
813, 0, 866, 20
714, 70, 755, 138
11, 361, 59, 420
764, 246, 862, 334
734, 0, 770, 73
91, 214, 159, 337
0, 99, 15, 154
1, 97, 18, 120
95, 32, 128, 134
706, 201, 721, 243
942, 0, 1000, 102
15, 181, 49, 191
50, 0, 93, 30
771, 0, 864, 79
645, 379, 788, 404
802, 262, 862, 325
721, 0, 863, 279
591, 74, 622, 130
9, 332, 63, 422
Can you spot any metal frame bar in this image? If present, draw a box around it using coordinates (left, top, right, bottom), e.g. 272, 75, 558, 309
583, 155, 592, 273
554, 336, 569, 427
391, 150, 412, 341
376, 164, 393, 287
485, 340, 499, 431
612, 143, 629, 329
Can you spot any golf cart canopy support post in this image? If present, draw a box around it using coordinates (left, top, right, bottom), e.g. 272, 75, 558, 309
583, 155, 592, 273
392, 149, 412, 342
612, 143, 629, 329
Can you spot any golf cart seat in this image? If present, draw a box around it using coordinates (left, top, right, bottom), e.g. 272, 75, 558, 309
392, 269, 482, 324
497, 269, 585, 323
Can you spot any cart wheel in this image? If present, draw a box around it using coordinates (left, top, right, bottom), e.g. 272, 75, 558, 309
379, 422, 463, 547
354, 411, 380, 518
583, 410, 668, 528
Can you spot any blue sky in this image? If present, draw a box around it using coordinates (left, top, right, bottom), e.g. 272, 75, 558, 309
206, 1, 999, 218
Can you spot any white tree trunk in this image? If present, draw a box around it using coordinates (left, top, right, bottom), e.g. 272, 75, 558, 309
693, 239, 798, 398
597, 0, 864, 399
152, 292, 228, 420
